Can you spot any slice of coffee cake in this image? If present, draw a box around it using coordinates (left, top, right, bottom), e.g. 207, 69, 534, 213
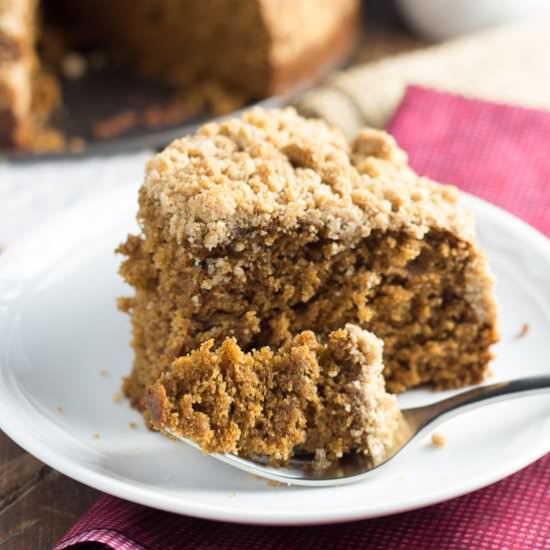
118, 107, 498, 423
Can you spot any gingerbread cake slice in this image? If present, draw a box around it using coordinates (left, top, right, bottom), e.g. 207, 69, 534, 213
146, 324, 401, 465
117, 107, 498, 418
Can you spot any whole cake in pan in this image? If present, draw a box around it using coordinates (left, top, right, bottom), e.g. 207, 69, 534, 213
0, 0, 358, 150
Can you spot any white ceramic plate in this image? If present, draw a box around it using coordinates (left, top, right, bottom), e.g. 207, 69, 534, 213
1, 184, 549, 525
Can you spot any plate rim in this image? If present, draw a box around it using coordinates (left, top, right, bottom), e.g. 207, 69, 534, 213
0, 189, 549, 525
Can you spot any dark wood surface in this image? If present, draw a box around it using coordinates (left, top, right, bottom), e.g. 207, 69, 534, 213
0, 5, 423, 549
0, 432, 99, 548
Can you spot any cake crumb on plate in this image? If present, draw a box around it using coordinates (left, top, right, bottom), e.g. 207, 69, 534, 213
517, 322, 529, 339
267, 480, 290, 488
112, 391, 123, 403
431, 432, 446, 448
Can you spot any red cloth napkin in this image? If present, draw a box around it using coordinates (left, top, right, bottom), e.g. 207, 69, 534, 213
55, 86, 550, 550
389, 85, 550, 237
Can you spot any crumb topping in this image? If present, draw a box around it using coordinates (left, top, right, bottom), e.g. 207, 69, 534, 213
144, 107, 472, 250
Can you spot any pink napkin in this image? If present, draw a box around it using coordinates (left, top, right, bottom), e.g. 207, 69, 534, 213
55, 86, 550, 550
389, 85, 550, 237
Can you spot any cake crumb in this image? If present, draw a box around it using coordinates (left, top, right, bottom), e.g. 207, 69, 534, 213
56, 405, 64, 414
99, 369, 109, 378
93, 432, 101, 439
112, 392, 123, 403
267, 479, 287, 487
68, 136, 86, 153
431, 432, 446, 448
129, 422, 138, 429
143, 98, 199, 129
517, 323, 529, 339
61, 52, 88, 80
93, 110, 139, 140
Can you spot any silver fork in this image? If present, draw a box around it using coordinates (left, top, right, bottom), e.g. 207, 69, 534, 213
170, 375, 550, 486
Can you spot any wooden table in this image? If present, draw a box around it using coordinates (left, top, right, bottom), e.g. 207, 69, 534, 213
0, 433, 99, 548
0, 7, 426, 549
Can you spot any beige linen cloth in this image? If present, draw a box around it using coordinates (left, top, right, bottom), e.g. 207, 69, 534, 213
297, 18, 550, 136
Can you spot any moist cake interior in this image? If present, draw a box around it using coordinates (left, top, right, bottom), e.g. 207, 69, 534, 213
147, 325, 401, 465
121, 217, 496, 411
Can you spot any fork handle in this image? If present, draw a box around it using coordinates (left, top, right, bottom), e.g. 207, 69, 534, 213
404, 375, 550, 430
